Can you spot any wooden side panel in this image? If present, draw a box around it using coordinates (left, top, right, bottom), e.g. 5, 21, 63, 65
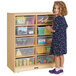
7, 13, 15, 72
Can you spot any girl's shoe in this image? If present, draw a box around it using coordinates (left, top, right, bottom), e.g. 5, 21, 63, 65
49, 69, 63, 74
54, 69, 64, 74
60, 69, 64, 73
49, 69, 55, 73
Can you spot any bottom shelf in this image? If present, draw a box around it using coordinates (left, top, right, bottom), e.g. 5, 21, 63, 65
15, 55, 54, 67
15, 62, 55, 72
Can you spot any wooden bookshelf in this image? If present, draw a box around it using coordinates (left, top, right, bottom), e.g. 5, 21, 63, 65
7, 12, 55, 72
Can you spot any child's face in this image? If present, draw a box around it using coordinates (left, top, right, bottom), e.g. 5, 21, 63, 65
54, 5, 60, 15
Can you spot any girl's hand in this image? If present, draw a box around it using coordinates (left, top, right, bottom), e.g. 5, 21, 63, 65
46, 26, 55, 32
46, 26, 51, 31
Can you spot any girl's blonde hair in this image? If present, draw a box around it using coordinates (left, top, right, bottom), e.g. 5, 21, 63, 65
53, 1, 68, 16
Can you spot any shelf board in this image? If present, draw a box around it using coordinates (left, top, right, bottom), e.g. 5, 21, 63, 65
37, 24, 53, 26
37, 34, 52, 36
16, 34, 52, 37
16, 34, 36, 37
37, 44, 51, 46
16, 55, 35, 59
37, 62, 54, 65
14, 12, 55, 16
37, 53, 51, 56
16, 24, 35, 27
16, 24, 53, 27
16, 45, 36, 48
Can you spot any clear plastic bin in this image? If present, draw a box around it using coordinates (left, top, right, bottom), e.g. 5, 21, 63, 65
37, 37, 46, 45
37, 16, 48, 24
37, 15, 54, 24
15, 57, 34, 67
44, 27, 51, 35
37, 55, 54, 64
46, 37, 52, 44
38, 27, 51, 35
38, 27, 45, 35
37, 36, 52, 45
16, 37, 34, 46
16, 47, 34, 57
16, 16, 35, 25
16, 16, 26, 25
27, 27, 34, 35
16, 27, 34, 35
25, 16, 35, 25
36, 45, 51, 54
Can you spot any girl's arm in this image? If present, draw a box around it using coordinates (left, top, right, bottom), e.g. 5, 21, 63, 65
46, 26, 55, 32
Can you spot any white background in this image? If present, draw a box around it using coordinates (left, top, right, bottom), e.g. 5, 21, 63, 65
0, 0, 76, 76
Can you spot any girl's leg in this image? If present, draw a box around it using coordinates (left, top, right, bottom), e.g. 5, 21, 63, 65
60, 55, 64, 67
49, 55, 63, 74
55, 55, 60, 68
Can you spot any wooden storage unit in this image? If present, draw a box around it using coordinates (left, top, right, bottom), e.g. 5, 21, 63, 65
7, 12, 55, 72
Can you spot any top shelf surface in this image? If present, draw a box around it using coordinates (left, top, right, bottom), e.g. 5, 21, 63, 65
7, 12, 55, 16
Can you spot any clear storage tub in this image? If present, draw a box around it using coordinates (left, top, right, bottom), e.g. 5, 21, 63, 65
16, 26, 34, 35
16, 47, 34, 57
15, 57, 34, 67
37, 15, 54, 24
37, 55, 54, 64
16, 37, 34, 46
37, 36, 52, 45
38, 27, 51, 35
16, 16, 35, 25
36, 45, 51, 54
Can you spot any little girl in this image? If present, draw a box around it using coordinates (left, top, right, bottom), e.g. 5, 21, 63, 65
46, 1, 68, 74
